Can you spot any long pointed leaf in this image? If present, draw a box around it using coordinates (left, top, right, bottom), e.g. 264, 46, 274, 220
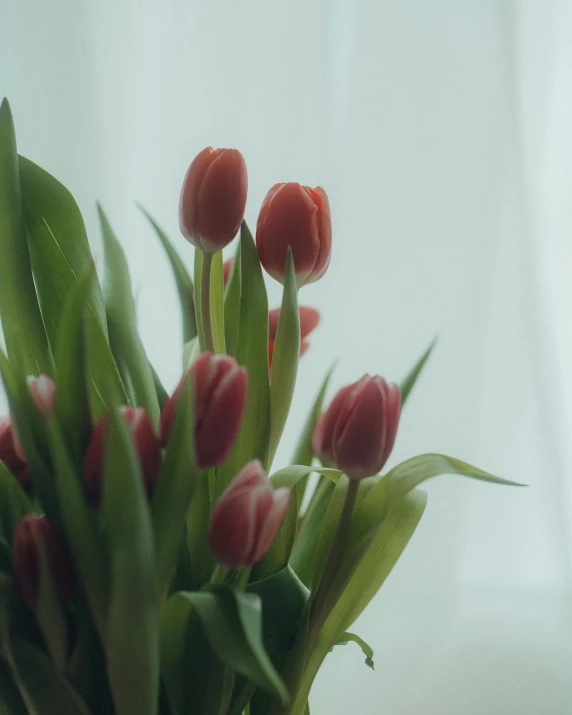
98, 206, 159, 427
400, 338, 436, 405
0, 100, 52, 375
224, 249, 241, 357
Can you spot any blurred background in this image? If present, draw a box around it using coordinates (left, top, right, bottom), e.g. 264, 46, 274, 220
2, 0, 572, 712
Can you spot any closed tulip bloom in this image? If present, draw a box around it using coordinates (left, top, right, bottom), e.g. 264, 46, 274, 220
161, 352, 247, 469
83, 406, 161, 506
209, 460, 290, 568
26, 374, 56, 417
268, 306, 320, 369
256, 182, 332, 287
313, 375, 401, 479
13, 515, 74, 609
179, 147, 248, 253
0, 415, 29, 486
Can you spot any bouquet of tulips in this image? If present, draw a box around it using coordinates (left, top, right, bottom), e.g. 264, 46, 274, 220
0, 98, 519, 715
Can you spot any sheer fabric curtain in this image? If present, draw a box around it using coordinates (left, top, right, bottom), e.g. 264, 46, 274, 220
1, 1, 571, 712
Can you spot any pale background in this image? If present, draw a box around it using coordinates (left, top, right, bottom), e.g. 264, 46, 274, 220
2, 1, 572, 713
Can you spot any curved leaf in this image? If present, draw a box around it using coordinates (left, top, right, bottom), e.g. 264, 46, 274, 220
98, 206, 159, 427
0, 101, 52, 375
224, 249, 241, 357
270, 466, 342, 490
171, 587, 288, 703
332, 632, 374, 669
138, 205, 197, 344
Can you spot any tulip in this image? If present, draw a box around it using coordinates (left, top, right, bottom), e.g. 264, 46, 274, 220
179, 147, 248, 254
209, 460, 290, 568
83, 406, 161, 506
256, 182, 332, 287
268, 306, 320, 369
312, 375, 401, 479
161, 352, 247, 469
26, 374, 56, 417
0, 415, 29, 486
13, 515, 74, 609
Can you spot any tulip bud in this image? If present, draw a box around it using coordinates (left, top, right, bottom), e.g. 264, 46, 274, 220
161, 352, 247, 469
0, 415, 29, 486
83, 406, 161, 506
312, 375, 401, 479
179, 147, 248, 254
256, 182, 332, 287
26, 374, 56, 417
268, 306, 320, 370
13, 515, 74, 609
209, 460, 290, 568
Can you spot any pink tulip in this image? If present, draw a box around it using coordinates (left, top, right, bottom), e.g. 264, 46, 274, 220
161, 352, 247, 469
83, 406, 161, 506
13, 515, 74, 609
0, 415, 29, 487
267, 306, 320, 370
313, 375, 401, 479
26, 374, 56, 417
256, 182, 332, 287
209, 460, 290, 568
179, 147, 248, 253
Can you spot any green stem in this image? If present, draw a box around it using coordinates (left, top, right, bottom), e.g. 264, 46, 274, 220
201, 251, 215, 353
210, 563, 229, 585
309, 478, 358, 642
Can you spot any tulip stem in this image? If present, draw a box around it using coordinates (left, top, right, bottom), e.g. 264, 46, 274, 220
210, 564, 229, 585
309, 478, 359, 637
201, 251, 215, 353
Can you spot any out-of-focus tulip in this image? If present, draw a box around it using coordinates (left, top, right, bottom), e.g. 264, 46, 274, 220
0, 415, 29, 486
160, 352, 247, 469
267, 306, 320, 370
83, 406, 161, 506
13, 374, 57, 463
312, 375, 401, 479
179, 147, 248, 254
209, 459, 290, 568
13, 515, 74, 609
26, 375, 56, 417
256, 182, 331, 287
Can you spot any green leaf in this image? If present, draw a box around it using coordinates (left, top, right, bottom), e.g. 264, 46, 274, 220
102, 408, 159, 715
138, 205, 197, 344
149, 361, 169, 410
99, 206, 160, 427
170, 588, 288, 703
8, 635, 93, 715
270, 466, 342, 490
291, 364, 335, 504
85, 310, 130, 421
224, 249, 241, 357
0, 658, 27, 715
215, 222, 271, 495
0, 100, 52, 375
0, 463, 32, 546
54, 268, 95, 462
332, 632, 374, 669
151, 375, 199, 601
186, 475, 214, 589
183, 337, 201, 371
269, 249, 299, 465
194, 250, 204, 352
400, 338, 436, 405
210, 250, 226, 353
47, 419, 108, 635
35, 544, 69, 671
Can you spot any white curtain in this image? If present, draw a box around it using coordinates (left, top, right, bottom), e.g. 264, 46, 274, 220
1, 1, 572, 712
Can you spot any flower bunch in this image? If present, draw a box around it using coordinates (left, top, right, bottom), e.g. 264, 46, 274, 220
0, 98, 518, 715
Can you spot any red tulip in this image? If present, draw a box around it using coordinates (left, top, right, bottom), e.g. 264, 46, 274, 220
209, 460, 290, 568
312, 375, 401, 479
83, 406, 161, 506
161, 352, 247, 469
0, 415, 29, 487
268, 306, 320, 370
179, 147, 248, 253
256, 182, 332, 287
13, 374, 57, 462
13, 515, 74, 609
